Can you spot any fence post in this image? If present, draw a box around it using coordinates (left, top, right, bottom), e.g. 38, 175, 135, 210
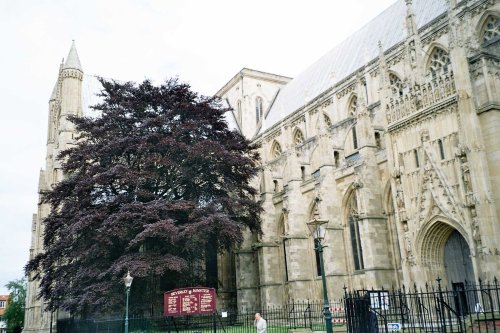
343, 287, 349, 333
213, 311, 217, 333
308, 300, 312, 330
437, 278, 447, 333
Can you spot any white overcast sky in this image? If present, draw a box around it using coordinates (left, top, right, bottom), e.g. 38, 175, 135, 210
0, 0, 397, 294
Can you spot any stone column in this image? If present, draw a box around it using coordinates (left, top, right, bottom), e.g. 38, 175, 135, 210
447, 1, 500, 278
354, 77, 396, 287
235, 228, 261, 310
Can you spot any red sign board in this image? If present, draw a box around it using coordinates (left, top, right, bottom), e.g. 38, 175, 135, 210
163, 287, 216, 316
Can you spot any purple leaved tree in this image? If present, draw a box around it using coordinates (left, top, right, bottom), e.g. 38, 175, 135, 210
26, 78, 262, 316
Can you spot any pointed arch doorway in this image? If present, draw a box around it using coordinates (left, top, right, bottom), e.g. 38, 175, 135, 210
420, 221, 475, 284
420, 221, 476, 314
444, 230, 475, 284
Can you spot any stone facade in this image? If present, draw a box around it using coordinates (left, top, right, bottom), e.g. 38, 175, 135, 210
216, 0, 500, 309
25, 0, 500, 331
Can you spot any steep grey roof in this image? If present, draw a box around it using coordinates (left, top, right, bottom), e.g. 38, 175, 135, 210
263, 0, 448, 132
63, 41, 83, 71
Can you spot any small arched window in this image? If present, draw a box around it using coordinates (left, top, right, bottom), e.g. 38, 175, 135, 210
374, 131, 382, 149
52, 169, 58, 183
428, 47, 451, 76
389, 73, 403, 96
271, 141, 282, 159
293, 129, 305, 145
348, 95, 358, 116
323, 113, 332, 127
480, 15, 499, 45
255, 97, 263, 124
438, 139, 445, 160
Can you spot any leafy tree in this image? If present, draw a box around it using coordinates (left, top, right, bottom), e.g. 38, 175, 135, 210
26, 78, 261, 316
3, 278, 26, 333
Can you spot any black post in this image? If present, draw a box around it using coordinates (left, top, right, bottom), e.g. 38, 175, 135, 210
308, 300, 312, 330
316, 241, 333, 333
213, 311, 217, 333
49, 311, 53, 333
437, 278, 447, 333
125, 286, 131, 333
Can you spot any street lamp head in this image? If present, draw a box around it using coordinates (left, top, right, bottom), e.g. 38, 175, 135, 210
307, 207, 329, 241
124, 271, 133, 288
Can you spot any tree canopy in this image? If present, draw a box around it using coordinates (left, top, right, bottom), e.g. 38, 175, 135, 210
3, 278, 26, 333
26, 78, 261, 316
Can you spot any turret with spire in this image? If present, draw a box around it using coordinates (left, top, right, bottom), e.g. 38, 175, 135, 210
24, 41, 84, 333
60, 41, 83, 118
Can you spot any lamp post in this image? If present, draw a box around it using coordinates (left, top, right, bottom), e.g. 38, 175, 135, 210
124, 271, 133, 333
307, 208, 333, 333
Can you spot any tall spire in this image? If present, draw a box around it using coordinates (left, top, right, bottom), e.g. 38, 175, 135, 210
63, 40, 82, 71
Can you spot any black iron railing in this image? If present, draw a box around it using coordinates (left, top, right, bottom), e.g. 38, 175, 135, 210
58, 279, 500, 333
344, 278, 500, 333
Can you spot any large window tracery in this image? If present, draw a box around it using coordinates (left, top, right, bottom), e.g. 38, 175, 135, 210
481, 15, 499, 44
348, 95, 358, 116
428, 47, 450, 76
293, 128, 305, 145
271, 141, 282, 159
389, 73, 403, 96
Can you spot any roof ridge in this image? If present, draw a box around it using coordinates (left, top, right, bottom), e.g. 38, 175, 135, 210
262, 0, 448, 133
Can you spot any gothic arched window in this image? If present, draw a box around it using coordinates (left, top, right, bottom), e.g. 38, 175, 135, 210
480, 15, 499, 44
334, 151, 340, 168
271, 141, 282, 159
374, 131, 382, 149
348, 95, 358, 116
389, 73, 403, 96
347, 191, 364, 271
428, 47, 451, 76
256, 97, 263, 124
293, 129, 304, 145
323, 113, 332, 127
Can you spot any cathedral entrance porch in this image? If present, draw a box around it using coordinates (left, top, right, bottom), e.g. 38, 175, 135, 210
419, 221, 475, 286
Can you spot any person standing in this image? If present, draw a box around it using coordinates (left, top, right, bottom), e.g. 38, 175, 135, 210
367, 305, 379, 333
254, 313, 267, 333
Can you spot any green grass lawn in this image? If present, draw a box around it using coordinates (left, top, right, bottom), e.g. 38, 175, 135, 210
129, 323, 349, 333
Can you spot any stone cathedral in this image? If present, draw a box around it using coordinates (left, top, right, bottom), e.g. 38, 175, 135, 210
24, 0, 499, 331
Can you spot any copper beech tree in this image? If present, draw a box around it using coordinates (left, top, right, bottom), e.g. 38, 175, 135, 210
26, 78, 262, 316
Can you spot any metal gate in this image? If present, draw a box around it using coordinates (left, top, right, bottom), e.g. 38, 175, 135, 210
344, 279, 500, 333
